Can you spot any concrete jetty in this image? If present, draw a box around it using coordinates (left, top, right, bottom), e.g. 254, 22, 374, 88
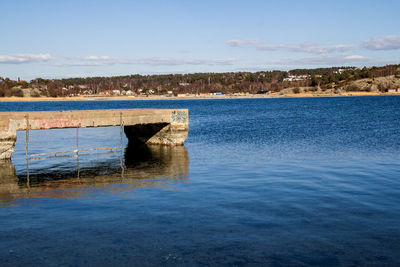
0, 109, 189, 160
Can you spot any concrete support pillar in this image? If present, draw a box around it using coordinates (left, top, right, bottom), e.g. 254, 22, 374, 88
124, 123, 188, 146
0, 130, 17, 160
0, 160, 19, 203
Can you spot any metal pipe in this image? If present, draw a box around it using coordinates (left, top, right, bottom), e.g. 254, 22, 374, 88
28, 146, 121, 158
28, 150, 119, 161
26, 159, 30, 188
76, 155, 80, 179
25, 114, 30, 187
120, 112, 123, 149
120, 112, 124, 176
76, 125, 79, 156
25, 114, 29, 158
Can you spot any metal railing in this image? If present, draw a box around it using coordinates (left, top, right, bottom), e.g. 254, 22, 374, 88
21, 113, 126, 188
24, 112, 124, 160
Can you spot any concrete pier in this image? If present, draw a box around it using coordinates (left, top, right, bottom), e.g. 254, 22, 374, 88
0, 109, 188, 160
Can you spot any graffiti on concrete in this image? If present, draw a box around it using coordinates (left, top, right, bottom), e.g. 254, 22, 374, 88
171, 111, 188, 123
33, 117, 82, 129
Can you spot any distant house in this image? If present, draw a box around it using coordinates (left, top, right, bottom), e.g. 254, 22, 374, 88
100, 90, 111, 95
112, 90, 121, 95
82, 90, 93, 95
333, 67, 356, 74
388, 88, 400, 93
283, 74, 311, 82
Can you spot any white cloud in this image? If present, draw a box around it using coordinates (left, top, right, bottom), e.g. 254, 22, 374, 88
0, 53, 53, 64
269, 54, 369, 65
226, 39, 259, 47
56, 62, 111, 67
58, 56, 237, 67
59, 56, 117, 66
363, 35, 400, 50
344, 55, 366, 60
226, 39, 354, 54
126, 58, 236, 66
76, 56, 112, 61
235, 66, 280, 72
257, 42, 354, 54
83, 56, 111, 60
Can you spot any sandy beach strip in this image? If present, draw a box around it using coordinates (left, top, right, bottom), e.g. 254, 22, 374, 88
0, 91, 398, 102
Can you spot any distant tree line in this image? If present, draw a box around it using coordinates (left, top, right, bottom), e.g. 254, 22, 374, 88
0, 64, 399, 97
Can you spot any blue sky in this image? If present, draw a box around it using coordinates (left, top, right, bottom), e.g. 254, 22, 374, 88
1, 0, 400, 80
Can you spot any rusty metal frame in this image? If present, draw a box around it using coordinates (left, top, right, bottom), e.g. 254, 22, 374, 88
25, 112, 124, 160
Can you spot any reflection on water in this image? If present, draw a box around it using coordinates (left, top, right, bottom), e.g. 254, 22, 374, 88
1, 98, 400, 265
0, 162, 18, 203
0, 144, 189, 204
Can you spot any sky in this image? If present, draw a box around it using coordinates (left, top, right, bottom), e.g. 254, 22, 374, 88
1, 0, 400, 80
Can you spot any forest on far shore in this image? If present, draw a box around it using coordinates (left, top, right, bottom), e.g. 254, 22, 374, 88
1, 64, 399, 97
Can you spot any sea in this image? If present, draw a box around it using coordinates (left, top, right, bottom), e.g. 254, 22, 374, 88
0, 96, 399, 266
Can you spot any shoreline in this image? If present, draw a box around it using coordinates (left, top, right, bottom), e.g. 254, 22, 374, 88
0, 91, 399, 102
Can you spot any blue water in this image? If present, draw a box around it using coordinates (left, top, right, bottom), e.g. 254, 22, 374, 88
0, 96, 400, 266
